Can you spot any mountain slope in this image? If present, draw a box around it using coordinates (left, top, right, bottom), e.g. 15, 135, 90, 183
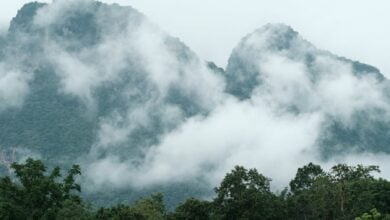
225, 23, 390, 155
0, 0, 223, 206
226, 23, 384, 99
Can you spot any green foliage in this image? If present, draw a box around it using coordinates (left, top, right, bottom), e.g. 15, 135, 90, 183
169, 198, 211, 220
95, 193, 166, 220
1, 159, 390, 219
0, 158, 82, 219
287, 163, 389, 220
131, 193, 166, 220
290, 162, 324, 194
213, 165, 286, 219
355, 208, 382, 220
55, 199, 93, 220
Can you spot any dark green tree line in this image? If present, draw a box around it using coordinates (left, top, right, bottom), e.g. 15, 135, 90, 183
1, 158, 390, 219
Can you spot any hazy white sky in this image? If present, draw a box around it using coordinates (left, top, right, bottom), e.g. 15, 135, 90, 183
1, 0, 389, 75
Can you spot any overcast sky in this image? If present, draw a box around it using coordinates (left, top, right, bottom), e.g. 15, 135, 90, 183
1, 0, 389, 75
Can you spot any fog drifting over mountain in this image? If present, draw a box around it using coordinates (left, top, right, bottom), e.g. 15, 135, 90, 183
1, 0, 390, 195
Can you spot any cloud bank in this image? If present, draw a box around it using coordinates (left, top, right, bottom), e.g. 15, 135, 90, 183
85, 23, 390, 190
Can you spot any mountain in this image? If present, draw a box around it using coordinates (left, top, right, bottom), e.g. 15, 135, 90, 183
0, 0, 223, 206
225, 23, 390, 156
1, 0, 222, 161
1, 1, 390, 208
226, 23, 384, 99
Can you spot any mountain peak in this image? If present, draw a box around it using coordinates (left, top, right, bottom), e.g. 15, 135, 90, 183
8, 2, 46, 33
243, 23, 302, 52
254, 23, 296, 37
225, 23, 384, 99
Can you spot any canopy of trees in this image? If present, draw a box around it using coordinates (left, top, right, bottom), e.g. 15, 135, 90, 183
1, 159, 390, 219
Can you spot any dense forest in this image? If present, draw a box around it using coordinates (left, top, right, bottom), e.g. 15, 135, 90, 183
1, 158, 390, 219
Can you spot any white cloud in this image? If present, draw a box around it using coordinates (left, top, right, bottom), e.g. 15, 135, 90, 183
131, 98, 324, 188
83, 23, 390, 190
0, 64, 31, 111
49, 48, 99, 107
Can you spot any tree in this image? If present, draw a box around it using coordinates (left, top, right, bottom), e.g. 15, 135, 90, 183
95, 193, 166, 220
55, 199, 92, 220
287, 163, 385, 220
0, 158, 82, 219
289, 162, 324, 194
213, 165, 283, 219
330, 164, 380, 219
132, 193, 166, 220
170, 198, 211, 220
288, 162, 331, 219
